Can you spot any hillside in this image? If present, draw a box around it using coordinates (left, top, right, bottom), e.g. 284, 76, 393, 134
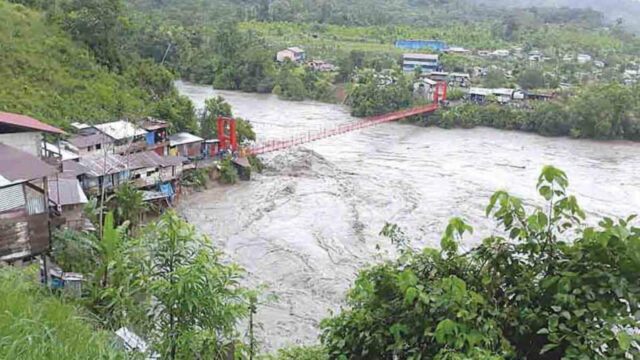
0, 0, 175, 130
126, 0, 605, 28
472, 0, 640, 32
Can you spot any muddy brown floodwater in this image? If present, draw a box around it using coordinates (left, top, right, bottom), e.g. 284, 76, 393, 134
175, 81, 640, 352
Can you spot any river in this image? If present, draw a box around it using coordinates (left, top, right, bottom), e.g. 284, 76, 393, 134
175, 81, 640, 352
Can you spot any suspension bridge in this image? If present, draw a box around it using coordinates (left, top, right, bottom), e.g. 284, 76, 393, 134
217, 82, 448, 156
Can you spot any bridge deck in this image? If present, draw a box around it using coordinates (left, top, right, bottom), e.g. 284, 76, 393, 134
245, 103, 439, 155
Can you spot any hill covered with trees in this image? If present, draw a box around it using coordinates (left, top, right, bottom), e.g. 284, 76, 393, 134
0, 0, 196, 131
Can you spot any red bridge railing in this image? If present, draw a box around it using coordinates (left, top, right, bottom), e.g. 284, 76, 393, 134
245, 83, 446, 156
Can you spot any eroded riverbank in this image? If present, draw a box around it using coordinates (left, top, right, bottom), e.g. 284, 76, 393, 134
176, 81, 640, 351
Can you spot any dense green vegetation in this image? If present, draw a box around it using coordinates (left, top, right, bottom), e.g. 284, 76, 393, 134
424, 83, 640, 140
347, 69, 413, 117
48, 209, 251, 359
320, 166, 640, 359
0, 267, 129, 360
0, 0, 194, 131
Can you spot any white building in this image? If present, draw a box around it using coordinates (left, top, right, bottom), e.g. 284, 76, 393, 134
277, 47, 306, 62
577, 54, 592, 64
0, 111, 66, 157
491, 49, 510, 57
402, 53, 440, 73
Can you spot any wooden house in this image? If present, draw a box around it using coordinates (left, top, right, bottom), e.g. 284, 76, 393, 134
0, 144, 60, 263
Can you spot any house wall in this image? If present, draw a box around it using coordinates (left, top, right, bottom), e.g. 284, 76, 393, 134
62, 204, 84, 223
0, 213, 50, 262
0, 132, 41, 157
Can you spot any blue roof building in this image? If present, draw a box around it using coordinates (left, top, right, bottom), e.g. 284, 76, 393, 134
396, 40, 447, 51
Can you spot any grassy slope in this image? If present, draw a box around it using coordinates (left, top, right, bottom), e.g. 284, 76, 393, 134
0, 1, 149, 130
0, 267, 127, 360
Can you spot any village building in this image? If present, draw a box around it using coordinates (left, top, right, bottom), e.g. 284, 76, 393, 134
467, 88, 525, 103
491, 49, 510, 57
203, 139, 221, 157
396, 40, 447, 51
0, 144, 60, 263
276, 47, 306, 62
426, 71, 449, 82
449, 73, 472, 87
169, 132, 204, 158
47, 177, 89, 231
0, 111, 66, 157
93, 120, 149, 155
413, 78, 438, 99
67, 152, 131, 196
127, 151, 185, 189
306, 60, 336, 72
42, 142, 80, 162
67, 133, 114, 156
402, 53, 440, 73
445, 46, 471, 55
623, 69, 640, 85
70, 122, 96, 136
577, 54, 592, 64
140, 118, 170, 156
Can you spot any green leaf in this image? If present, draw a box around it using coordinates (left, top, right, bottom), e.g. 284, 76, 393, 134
617, 331, 631, 351
540, 343, 559, 354
405, 287, 418, 304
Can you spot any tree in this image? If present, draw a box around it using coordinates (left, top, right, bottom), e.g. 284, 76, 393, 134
201, 96, 233, 140
483, 69, 506, 88
140, 211, 248, 360
113, 182, 147, 232
61, 0, 126, 71
321, 166, 640, 359
519, 67, 546, 90
219, 156, 239, 184
153, 95, 199, 134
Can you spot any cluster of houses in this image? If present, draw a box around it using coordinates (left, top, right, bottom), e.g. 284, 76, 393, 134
0, 111, 230, 265
276, 47, 337, 72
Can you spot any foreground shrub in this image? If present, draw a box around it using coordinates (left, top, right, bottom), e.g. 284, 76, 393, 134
321, 166, 640, 359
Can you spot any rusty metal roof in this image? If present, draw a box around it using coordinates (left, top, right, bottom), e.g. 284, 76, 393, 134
0, 144, 58, 187
0, 111, 66, 135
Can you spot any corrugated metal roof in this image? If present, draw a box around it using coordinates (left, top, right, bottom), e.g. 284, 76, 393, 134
94, 120, 147, 141
62, 160, 91, 178
0, 144, 58, 187
0, 112, 66, 135
70, 122, 91, 130
42, 142, 79, 161
169, 132, 203, 147
140, 118, 169, 131
68, 133, 114, 149
0, 184, 26, 213
126, 151, 165, 169
77, 152, 129, 177
403, 53, 439, 60
48, 178, 88, 206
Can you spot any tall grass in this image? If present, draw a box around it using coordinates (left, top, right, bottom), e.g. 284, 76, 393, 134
0, 267, 129, 360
